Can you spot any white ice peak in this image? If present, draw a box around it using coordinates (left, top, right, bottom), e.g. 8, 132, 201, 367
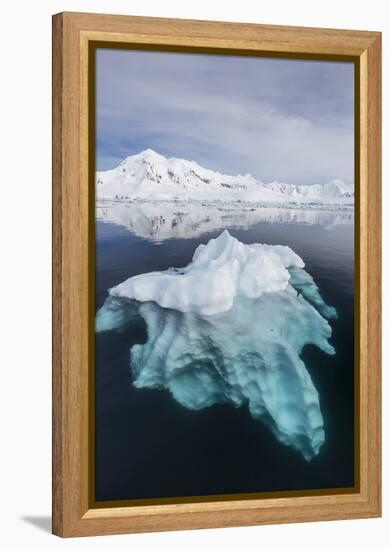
109, 230, 305, 316
96, 149, 354, 205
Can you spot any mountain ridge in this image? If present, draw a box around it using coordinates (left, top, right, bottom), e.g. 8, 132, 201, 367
96, 149, 354, 205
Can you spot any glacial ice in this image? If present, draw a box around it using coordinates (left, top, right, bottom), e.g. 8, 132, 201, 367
110, 230, 305, 316
96, 231, 337, 460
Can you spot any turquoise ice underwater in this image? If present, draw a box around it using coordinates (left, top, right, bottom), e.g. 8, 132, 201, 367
96, 230, 338, 461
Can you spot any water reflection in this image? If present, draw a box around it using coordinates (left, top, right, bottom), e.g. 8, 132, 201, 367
96, 201, 354, 243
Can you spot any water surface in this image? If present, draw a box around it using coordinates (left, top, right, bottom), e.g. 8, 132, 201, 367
95, 204, 355, 502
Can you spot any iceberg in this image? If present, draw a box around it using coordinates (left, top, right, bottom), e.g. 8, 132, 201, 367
96, 231, 337, 460
108, 230, 306, 316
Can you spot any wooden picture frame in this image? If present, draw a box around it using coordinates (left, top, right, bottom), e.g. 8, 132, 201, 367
52, 11, 381, 537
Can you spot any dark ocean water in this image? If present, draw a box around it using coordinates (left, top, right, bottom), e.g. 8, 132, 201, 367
94, 210, 355, 502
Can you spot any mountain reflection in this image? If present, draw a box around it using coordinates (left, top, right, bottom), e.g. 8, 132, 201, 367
96, 201, 354, 243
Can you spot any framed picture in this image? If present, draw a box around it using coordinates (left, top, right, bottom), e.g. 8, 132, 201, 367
52, 12, 381, 537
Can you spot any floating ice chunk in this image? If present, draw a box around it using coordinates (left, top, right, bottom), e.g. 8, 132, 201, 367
96, 231, 337, 460
110, 230, 304, 316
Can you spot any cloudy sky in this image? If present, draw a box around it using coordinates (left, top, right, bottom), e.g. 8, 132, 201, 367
96, 49, 354, 186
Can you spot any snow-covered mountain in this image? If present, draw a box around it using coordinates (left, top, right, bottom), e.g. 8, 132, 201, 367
96, 149, 354, 206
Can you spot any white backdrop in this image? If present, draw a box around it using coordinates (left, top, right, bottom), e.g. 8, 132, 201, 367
0, 1, 388, 547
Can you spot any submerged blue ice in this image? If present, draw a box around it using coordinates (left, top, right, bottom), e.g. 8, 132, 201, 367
96, 231, 337, 460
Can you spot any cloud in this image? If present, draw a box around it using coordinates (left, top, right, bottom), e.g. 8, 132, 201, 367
96, 49, 354, 185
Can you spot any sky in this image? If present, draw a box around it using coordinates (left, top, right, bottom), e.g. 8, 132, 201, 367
96, 49, 355, 186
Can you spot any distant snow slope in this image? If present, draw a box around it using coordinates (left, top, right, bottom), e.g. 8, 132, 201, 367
96, 149, 354, 206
